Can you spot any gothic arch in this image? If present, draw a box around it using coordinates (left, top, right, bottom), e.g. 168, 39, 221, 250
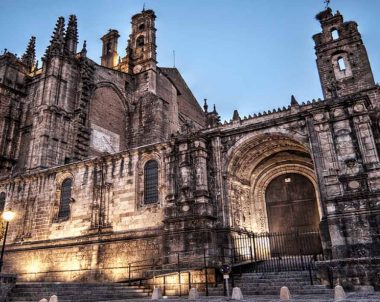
89, 83, 129, 154
94, 81, 130, 112
225, 133, 320, 233
226, 132, 310, 182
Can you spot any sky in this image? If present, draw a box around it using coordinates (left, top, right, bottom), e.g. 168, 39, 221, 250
0, 0, 379, 121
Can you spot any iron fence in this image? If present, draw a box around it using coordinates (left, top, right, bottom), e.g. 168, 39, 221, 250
228, 229, 323, 273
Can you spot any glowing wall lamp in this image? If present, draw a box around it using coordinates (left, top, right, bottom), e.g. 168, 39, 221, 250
0, 210, 15, 272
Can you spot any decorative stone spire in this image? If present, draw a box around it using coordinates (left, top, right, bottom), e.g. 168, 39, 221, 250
203, 98, 208, 113
64, 15, 78, 56
206, 104, 221, 128
232, 109, 241, 121
44, 16, 65, 60
21, 36, 36, 71
80, 40, 87, 57
291, 95, 299, 106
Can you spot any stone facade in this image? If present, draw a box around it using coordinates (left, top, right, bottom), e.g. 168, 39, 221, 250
0, 7, 380, 290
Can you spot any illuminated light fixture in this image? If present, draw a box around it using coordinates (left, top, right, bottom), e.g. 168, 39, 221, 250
0, 210, 15, 272
2, 210, 15, 222
284, 178, 291, 183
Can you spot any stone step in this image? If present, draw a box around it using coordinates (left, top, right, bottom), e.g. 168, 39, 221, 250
8, 283, 152, 302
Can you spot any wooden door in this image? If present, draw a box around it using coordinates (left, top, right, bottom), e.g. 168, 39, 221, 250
265, 173, 322, 255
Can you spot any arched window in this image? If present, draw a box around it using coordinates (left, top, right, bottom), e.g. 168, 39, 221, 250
337, 57, 346, 71
106, 41, 112, 54
137, 35, 145, 47
331, 29, 339, 40
58, 178, 72, 219
144, 160, 158, 204
0, 192, 5, 213
138, 23, 145, 31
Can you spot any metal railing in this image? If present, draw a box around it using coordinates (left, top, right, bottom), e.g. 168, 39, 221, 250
226, 229, 324, 273
15, 229, 324, 292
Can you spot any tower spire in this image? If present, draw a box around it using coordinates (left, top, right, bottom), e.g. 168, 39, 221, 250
44, 16, 65, 60
64, 15, 78, 56
21, 36, 36, 72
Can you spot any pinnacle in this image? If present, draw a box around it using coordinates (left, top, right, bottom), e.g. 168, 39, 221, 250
21, 36, 36, 71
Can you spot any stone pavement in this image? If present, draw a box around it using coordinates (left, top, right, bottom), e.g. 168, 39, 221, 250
131, 292, 380, 301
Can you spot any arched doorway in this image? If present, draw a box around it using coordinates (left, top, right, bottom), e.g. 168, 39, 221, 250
265, 173, 322, 255
265, 173, 320, 233
226, 133, 324, 262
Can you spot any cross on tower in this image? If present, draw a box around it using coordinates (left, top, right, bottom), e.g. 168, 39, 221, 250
324, 0, 331, 8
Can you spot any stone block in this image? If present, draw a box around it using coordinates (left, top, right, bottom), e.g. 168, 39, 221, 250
151, 287, 162, 300
280, 286, 291, 301
231, 287, 243, 300
334, 285, 346, 301
49, 295, 58, 302
188, 287, 199, 300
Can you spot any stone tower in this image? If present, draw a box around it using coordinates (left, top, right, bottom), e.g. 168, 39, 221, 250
123, 9, 157, 74
24, 16, 80, 170
100, 29, 120, 68
313, 8, 376, 100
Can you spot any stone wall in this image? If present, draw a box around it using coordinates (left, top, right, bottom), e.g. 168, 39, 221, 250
4, 231, 161, 282
0, 143, 168, 281
317, 257, 380, 291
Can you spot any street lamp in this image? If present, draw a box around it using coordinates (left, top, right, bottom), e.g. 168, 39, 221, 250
0, 210, 15, 272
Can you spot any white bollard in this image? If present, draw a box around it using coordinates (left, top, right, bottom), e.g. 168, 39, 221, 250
151, 287, 162, 300
39, 299, 48, 302
280, 286, 291, 301
49, 295, 58, 302
231, 287, 244, 300
334, 285, 346, 301
188, 287, 199, 300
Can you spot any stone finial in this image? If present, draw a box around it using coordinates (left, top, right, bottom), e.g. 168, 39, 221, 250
291, 95, 299, 106
151, 287, 162, 300
188, 287, 199, 300
64, 15, 78, 56
49, 295, 58, 302
203, 98, 208, 113
334, 285, 346, 301
232, 109, 241, 121
21, 36, 36, 71
280, 286, 291, 301
81, 40, 87, 57
231, 287, 244, 300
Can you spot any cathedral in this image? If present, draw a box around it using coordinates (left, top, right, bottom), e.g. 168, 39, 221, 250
0, 5, 380, 293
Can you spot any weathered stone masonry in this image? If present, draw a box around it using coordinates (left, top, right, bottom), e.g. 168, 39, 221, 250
0, 7, 380, 290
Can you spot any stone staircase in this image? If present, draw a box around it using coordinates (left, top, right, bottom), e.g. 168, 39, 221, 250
230, 271, 333, 296
7, 283, 151, 302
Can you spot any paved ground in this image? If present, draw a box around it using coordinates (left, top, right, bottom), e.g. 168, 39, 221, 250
130, 292, 380, 301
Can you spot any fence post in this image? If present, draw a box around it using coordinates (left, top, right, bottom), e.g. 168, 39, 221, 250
204, 248, 209, 296
128, 263, 131, 285
252, 233, 258, 273
163, 275, 166, 296
188, 271, 191, 293
308, 262, 314, 285
177, 253, 181, 297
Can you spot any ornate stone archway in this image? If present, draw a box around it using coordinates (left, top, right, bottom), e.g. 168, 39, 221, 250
226, 133, 322, 233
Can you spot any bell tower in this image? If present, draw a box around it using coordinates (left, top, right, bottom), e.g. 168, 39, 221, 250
313, 8, 375, 99
101, 29, 120, 69
124, 9, 157, 74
